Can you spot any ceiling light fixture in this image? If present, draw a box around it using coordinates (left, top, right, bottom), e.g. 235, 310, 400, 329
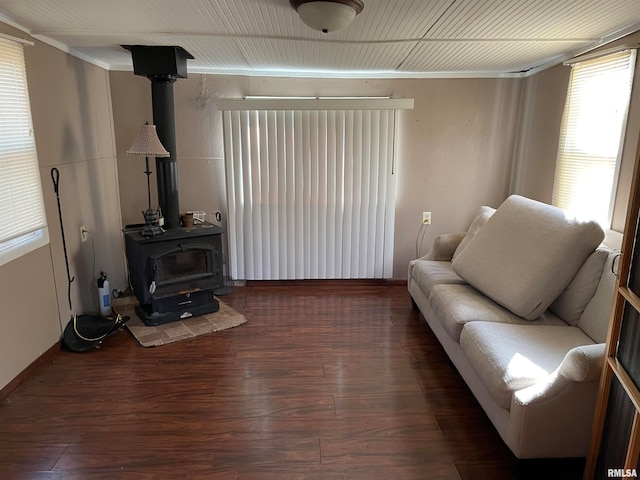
290, 0, 364, 33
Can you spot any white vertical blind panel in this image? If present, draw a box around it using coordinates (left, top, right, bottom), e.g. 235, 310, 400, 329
310, 111, 319, 277
284, 111, 296, 279
383, 112, 397, 278
266, 111, 278, 277
222, 111, 239, 277
301, 111, 311, 276
344, 109, 359, 278
325, 111, 336, 279
333, 111, 345, 278
258, 111, 268, 278
360, 111, 371, 278
370, 111, 381, 277
222, 107, 397, 280
222, 111, 238, 271
293, 112, 304, 278
240, 111, 252, 277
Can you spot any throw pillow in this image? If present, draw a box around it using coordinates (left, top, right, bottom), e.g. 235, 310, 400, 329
452, 195, 604, 320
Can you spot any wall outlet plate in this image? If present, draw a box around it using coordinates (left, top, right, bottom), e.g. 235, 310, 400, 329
422, 212, 431, 224
80, 226, 88, 242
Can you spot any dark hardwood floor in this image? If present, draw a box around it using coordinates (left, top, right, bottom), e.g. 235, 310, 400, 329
0, 285, 585, 479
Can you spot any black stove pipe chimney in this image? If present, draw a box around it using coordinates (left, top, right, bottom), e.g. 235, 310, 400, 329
150, 76, 179, 229
122, 45, 194, 230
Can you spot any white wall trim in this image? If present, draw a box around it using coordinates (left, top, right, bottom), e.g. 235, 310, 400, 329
217, 98, 414, 111
523, 21, 640, 77
0, 32, 33, 46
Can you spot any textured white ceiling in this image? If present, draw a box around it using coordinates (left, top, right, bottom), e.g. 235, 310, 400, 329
0, 0, 639, 78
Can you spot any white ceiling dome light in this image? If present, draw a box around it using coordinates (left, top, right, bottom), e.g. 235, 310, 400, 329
290, 0, 365, 33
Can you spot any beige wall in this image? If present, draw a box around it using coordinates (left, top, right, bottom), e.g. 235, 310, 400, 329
111, 73, 522, 278
0, 24, 124, 390
512, 31, 640, 232
510, 64, 570, 203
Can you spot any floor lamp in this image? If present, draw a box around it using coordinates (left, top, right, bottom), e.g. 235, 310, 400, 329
126, 123, 170, 237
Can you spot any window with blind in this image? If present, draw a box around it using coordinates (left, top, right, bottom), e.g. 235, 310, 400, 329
219, 98, 412, 280
552, 49, 636, 226
0, 37, 48, 266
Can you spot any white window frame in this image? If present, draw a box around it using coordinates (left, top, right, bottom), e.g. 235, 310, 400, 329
552, 49, 636, 227
0, 35, 48, 267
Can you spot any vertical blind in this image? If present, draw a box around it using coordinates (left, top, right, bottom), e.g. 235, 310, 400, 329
0, 37, 47, 264
221, 105, 400, 280
552, 49, 636, 225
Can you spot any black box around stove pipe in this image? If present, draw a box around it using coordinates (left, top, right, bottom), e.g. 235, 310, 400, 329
124, 222, 224, 326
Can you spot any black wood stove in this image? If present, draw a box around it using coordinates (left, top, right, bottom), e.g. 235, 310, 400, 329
124, 223, 223, 326
122, 45, 224, 326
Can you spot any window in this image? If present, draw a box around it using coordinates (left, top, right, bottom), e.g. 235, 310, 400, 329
552, 50, 636, 226
219, 98, 412, 280
0, 36, 48, 266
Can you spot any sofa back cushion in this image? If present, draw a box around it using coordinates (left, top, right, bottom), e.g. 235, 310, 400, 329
451, 205, 496, 262
451, 195, 605, 320
549, 247, 609, 325
578, 250, 620, 343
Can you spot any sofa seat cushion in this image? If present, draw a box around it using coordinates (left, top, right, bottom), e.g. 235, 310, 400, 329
452, 195, 604, 320
429, 284, 567, 343
412, 260, 466, 297
460, 322, 595, 409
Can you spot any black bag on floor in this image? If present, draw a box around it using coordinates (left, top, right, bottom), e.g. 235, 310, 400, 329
62, 313, 129, 352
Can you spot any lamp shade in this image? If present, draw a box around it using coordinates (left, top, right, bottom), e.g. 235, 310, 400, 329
126, 123, 170, 157
290, 0, 364, 33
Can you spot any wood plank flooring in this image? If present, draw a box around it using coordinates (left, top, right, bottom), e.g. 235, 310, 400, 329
0, 285, 585, 479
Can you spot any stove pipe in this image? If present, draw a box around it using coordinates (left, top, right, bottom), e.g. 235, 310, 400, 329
122, 45, 194, 230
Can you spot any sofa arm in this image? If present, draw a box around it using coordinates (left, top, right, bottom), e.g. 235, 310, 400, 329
514, 343, 604, 407
557, 343, 605, 382
423, 232, 467, 261
507, 344, 605, 458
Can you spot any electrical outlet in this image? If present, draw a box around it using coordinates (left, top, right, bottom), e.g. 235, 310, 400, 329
80, 226, 88, 242
422, 212, 432, 225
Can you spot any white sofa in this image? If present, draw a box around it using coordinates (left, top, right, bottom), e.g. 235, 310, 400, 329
408, 195, 621, 459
